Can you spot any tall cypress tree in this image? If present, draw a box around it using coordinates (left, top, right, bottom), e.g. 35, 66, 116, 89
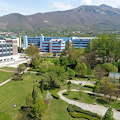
102, 107, 115, 120
32, 86, 37, 104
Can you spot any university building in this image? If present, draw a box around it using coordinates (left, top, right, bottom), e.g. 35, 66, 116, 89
23, 34, 95, 53
0, 36, 18, 62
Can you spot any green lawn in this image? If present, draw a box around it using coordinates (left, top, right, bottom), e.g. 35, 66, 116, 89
42, 98, 86, 120
0, 73, 42, 119
0, 67, 17, 71
63, 91, 120, 110
0, 71, 14, 83
61, 83, 93, 92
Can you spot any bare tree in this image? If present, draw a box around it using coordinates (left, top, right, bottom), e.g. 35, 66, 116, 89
94, 65, 105, 82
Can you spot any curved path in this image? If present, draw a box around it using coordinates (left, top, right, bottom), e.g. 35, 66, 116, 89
58, 89, 120, 120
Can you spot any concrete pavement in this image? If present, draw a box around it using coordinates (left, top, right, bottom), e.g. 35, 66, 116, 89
58, 89, 120, 120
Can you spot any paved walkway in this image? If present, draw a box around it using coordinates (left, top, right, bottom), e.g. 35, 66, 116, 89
58, 89, 120, 120
0, 67, 30, 86
67, 80, 96, 86
0, 69, 16, 73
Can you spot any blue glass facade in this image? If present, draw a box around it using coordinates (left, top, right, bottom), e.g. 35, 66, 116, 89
23, 35, 95, 52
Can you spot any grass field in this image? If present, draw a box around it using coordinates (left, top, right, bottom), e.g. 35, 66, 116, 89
42, 98, 86, 120
0, 71, 14, 83
60, 83, 93, 92
0, 67, 17, 71
0, 73, 42, 119
63, 91, 120, 110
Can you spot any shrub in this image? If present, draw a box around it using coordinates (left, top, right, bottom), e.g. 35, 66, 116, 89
69, 112, 100, 120
12, 75, 23, 81
50, 89, 60, 99
0, 112, 12, 120
84, 85, 96, 89
28, 68, 40, 72
67, 104, 101, 119
88, 76, 91, 80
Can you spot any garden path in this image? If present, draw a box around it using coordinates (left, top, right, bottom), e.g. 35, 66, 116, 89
58, 89, 120, 120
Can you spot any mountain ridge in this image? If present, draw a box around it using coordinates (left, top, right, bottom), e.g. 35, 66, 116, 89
0, 4, 120, 33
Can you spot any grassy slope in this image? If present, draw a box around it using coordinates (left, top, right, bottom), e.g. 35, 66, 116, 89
0, 71, 14, 83
42, 83, 90, 120
42, 98, 85, 120
0, 73, 41, 119
0, 67, 17, 71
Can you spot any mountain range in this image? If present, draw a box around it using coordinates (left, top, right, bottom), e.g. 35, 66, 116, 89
0, 4, 120, 33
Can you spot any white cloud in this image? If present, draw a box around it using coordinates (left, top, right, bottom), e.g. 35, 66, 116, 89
52, 2, 73, 11
81, 0, 93, 5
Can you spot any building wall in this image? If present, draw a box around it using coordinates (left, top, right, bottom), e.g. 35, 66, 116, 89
12, 40, 18, 55
0, 38, 18, 62
0, 43, 13, 57
23, 35, 95, 53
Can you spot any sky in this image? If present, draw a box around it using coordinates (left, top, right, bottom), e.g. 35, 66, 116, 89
0, 0, 120, 16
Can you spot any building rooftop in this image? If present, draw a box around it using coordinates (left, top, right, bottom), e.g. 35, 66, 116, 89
0, 35, 5, 40
10, 36, 17, 39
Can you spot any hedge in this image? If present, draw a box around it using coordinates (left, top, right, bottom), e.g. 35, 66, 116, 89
69, 112, 100, 120
50, 89, 60, 99
67, 104, 101, 119
28, 68, 40, 72
84, 85, 96, 89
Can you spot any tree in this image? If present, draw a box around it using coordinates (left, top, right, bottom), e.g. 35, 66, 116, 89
102, 107, 115, 120
84, 51, 98, 68
25, 44, 40, 64
60, 41, 80, 69
60, 57, 69, 71
43, 71, 58, 89
39, 79, 44, 93
39, 60, 54, 73
17, 64, 24, 74
79, 85, 84, 100
89, 34, 120, 63
47, 65, 68, 85
61, 41, 76, 60
0, 112, 11, 120
94, 65, 105, 82
75, 62, 87, 77
32, 86, 37, 104
67, 81, 71, 95
26, 93, 32, 112
102, 63, 118, 73
96, 77, 115, 102
67, 68, 75, 79
30, 97, 48, 120
87, 65, 92, 76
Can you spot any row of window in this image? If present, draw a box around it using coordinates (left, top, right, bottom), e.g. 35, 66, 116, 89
0, 44, 12, 47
